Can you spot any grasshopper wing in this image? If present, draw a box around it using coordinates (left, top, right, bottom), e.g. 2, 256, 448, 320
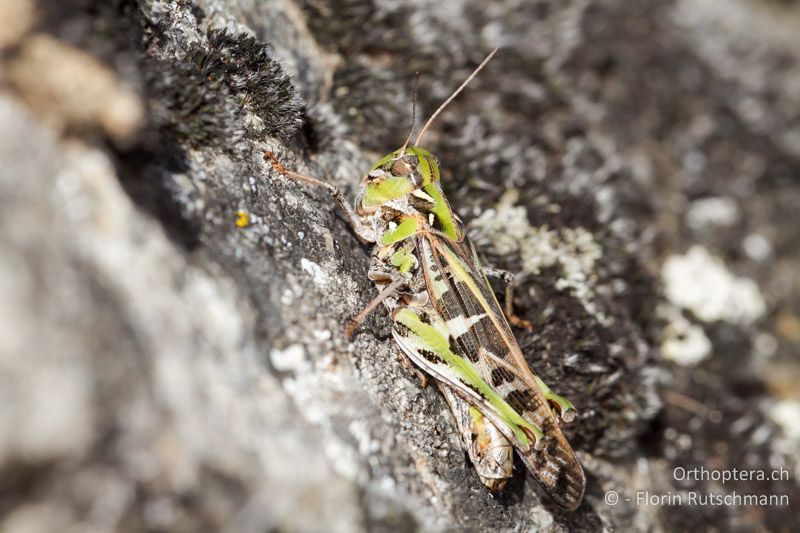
415, 234, 585, 510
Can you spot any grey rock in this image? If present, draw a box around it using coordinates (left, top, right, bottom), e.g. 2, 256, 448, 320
1, 0, 798, 531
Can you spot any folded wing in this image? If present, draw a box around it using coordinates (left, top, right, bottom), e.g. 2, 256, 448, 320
416, 234, 585, 509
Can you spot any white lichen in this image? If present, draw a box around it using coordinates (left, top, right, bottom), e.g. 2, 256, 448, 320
658, 304, 713, 366
469, 190, 608, 325
662, 246, 765, 325
742, 233, 772, 262
686, 196, 739, 230
300, 258, 329, 288
769, 400, 800, 442
270, 344, 308, 373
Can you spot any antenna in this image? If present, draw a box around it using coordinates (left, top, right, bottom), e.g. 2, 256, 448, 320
399, 72, 421, 156
414, 48, 499, 147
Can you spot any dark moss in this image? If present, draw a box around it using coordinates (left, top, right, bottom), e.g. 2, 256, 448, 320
145, 28, 303, 150
198, 29, 304, 138
146, 54, 244, 150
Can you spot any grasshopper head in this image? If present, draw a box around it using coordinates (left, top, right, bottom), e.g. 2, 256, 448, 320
358, 146, 440, 212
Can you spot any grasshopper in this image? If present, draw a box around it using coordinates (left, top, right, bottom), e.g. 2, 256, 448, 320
265, 49, 585, 510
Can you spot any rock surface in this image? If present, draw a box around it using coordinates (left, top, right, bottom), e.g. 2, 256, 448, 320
1, 0, 798, 531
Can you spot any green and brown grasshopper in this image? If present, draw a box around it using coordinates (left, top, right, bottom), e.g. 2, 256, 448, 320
266, 49, 585, 510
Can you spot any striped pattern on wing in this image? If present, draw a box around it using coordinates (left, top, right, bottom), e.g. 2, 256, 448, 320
391, 306, 542, 447
417, 234, 585, 510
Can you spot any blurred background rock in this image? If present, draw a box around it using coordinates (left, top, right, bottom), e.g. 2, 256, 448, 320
0, 0, 798, 531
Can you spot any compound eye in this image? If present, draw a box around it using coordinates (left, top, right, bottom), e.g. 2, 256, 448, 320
390, 158, 412, 176
390, 154, 419, 176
